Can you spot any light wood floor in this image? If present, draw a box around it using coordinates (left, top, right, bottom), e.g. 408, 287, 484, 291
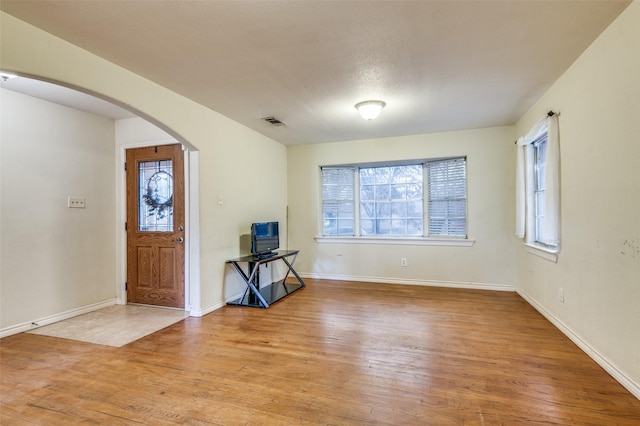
2, 279, 639, 425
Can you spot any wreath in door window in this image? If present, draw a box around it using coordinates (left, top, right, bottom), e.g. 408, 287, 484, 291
143, 171, 173, 219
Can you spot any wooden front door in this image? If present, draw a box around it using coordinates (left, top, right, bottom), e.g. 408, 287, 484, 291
126, 144, 185, 308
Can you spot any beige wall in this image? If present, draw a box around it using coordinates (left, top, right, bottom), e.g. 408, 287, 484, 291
0, 12, 288, 329
287, 126, 517, 289
1, 88, 116, 329
515, 1, 640, 393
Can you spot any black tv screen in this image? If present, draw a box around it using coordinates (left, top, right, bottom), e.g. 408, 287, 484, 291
251, 221, 279, 256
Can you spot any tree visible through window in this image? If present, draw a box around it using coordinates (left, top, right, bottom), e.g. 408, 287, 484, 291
360, 165, 423, 236
321, 158, 467, 238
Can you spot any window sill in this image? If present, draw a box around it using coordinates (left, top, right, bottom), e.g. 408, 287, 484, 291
315, 236, 475, 247
524, 243, 558, 263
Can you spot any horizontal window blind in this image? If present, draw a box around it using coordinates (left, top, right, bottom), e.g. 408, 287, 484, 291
321, 167, 355, 236
427, 158, 467, 237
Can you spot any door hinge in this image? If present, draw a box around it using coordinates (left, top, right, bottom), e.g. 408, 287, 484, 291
125, 282, 128, 290
125, 222, 128, 231
124, 162, 127, 171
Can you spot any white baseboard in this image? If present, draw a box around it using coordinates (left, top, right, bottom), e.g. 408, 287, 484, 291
190, 289, 260, 317
0, 299, 117, 339
517, 289, 640, 400
298, 273, 515, 292
188, 308, 205, 317
190, 299, 227, 317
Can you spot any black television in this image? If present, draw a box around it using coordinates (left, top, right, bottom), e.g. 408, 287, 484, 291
251, 221, 279, 257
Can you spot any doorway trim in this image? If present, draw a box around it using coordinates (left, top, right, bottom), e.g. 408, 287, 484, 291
116, 140, 201, 316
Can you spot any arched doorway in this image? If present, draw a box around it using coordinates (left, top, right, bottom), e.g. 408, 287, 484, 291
0, 74, 200, 317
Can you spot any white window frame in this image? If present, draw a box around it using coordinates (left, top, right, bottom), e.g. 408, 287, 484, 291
318, 158, 474, 247
426, 157, 468, 238
516, 111, 561, 262
525, 133, 558, 260
533, 134, 555, 249
320, 166, 356, 237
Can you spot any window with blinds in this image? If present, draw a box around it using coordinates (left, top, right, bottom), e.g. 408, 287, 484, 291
321, 158, 467, 238
321, 167, 356, 236
426, 158, 467, 237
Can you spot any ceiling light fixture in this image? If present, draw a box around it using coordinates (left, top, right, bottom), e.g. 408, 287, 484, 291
355, 100, 386, 121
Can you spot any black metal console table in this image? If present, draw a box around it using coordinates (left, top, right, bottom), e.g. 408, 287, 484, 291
226, 250, 305, 308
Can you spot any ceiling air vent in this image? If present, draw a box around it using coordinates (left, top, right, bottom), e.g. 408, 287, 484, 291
262, 116, 285, 127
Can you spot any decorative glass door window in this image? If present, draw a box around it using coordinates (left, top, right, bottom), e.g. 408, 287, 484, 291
138, 160, 174, 232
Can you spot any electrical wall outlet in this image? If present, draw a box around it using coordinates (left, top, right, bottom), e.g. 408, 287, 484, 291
67, 196, 86, 208
401, 258, 408, 267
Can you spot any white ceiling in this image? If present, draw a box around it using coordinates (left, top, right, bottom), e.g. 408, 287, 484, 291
0, 1, 631, 145
0, 75, 136, 120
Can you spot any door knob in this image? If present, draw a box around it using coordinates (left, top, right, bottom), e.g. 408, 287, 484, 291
176, 237, 184, 243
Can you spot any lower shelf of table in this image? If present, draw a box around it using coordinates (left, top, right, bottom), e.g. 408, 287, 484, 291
227, 280, 304, 308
